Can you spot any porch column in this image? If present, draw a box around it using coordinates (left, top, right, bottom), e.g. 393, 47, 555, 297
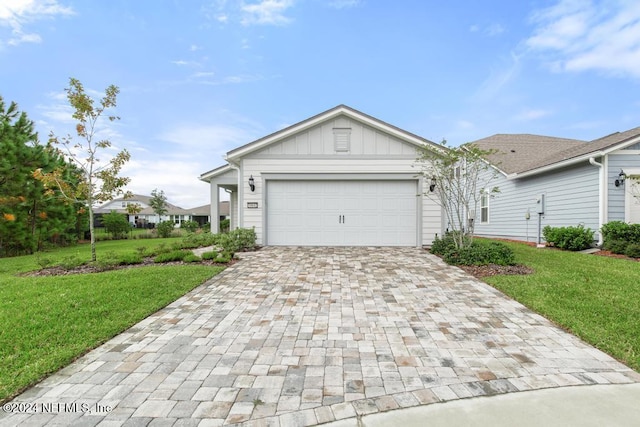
210, 184, 220, 234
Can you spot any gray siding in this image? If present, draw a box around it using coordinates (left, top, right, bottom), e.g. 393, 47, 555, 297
607, 152, 640, 221
475, 162, 600, 243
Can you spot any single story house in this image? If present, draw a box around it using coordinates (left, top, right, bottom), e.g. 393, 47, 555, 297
471, 127, 640, 244
199, 105, 444, 247
95, 194, 193, 228
188, 201, 229, 227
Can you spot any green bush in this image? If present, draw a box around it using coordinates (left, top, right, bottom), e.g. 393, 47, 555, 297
118, 252, 143, 265
182, 254, 201, 263
102, 211, 132, 240
602, 239, 629, 255
215, 252, 233, 263
601, 221, 640, 246
542, 225, 594, 251
624, 243, 640, 258
179, 231, 217, 249
156, 220, 175, 238
57, 255, 84, 270
201, 251, 218, 260
443, 240, 515, 266
180, 220, 199, 233
217, 227, 257, 253
219, 219, 230, 233
153, 249, 191, 263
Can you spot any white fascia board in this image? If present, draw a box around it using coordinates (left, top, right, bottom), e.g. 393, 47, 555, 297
199, 164, 232, 182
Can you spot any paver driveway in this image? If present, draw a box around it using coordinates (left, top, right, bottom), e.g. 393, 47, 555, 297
2, 247, 638, 426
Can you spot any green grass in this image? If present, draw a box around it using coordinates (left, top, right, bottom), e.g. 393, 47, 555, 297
484, 242, 640, 372
0, 239, 224, 403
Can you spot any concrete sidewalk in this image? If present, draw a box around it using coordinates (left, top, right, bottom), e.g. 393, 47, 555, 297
326, 383, 640, 427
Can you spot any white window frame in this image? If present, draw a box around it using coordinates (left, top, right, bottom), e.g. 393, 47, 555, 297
480, 191, 489, 224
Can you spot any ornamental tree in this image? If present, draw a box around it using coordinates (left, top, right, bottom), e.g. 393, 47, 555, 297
149, 188, 168, 219
35, 78, 131, 261
415, 140, 500, 250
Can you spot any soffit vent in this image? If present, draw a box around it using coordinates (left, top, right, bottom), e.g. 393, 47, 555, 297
333, 128, 351, 153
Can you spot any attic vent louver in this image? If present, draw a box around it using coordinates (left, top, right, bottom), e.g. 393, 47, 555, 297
333, 128, 351, 153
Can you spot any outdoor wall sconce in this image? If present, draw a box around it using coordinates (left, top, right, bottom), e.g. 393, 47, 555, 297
429, 177, 437, 192
248, 175, 255, 192
615, 170, 625, 187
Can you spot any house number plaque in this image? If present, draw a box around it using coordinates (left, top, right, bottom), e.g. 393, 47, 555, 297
247, 202, 258, 208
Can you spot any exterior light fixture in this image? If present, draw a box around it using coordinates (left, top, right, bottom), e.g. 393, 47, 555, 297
429, 177, 437, 192
248, 175, 255, 192
615, 170, 625, 187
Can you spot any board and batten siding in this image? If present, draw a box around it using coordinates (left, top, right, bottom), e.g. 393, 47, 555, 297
474, 162, 600, 242
607, 150, 640, 222
253, 116, 419, 158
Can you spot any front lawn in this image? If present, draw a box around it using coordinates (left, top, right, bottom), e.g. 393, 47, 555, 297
0, 239, 224, 403
484, 242, 640, 372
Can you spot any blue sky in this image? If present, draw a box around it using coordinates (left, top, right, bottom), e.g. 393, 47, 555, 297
1, 0, 640, 208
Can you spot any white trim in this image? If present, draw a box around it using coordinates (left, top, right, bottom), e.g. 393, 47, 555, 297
609, 150, 640, 155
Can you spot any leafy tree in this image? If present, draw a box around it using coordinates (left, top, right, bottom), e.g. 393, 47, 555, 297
149, 188, 168, 219
34, 78, 131, 261
0, 97, 81, 256
102, 210, 131, 239
415, 140, 500, 250
180, 220, 199, 233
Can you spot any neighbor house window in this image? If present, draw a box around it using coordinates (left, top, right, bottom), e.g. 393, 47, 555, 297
333, 128, 351, 152
480, 192, 489, 223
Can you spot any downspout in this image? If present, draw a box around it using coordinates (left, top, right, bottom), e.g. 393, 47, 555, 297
589, 157, 604, 246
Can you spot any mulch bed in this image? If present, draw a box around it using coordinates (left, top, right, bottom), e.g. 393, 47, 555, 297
457, 263, 535, 278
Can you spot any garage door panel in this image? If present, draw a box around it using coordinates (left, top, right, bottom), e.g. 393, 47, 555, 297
267, 180, 417, 246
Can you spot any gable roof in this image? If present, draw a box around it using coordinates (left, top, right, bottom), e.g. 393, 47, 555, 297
95, 194, 190, 216
473, 126, 640, 177
225, 104, 442, 162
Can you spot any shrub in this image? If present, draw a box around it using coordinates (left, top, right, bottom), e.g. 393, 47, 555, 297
119, 252, 143, 265
603, 239, 629, 255
156, 220, 175, 238
624, 243, 640, 258
201, 251, 218, 260
179, 231, 217, 249
215, 252, 233, 264
154, 249, 191, 263
180, 220, 199, 233
182, 254, 201, 263
58, 255, 84, 270
443, 240, 515, 266
217, 227, 257, 253
542, 225, 593, 251
35, 254, 54, 270
219, 219, 230, 233
102, 211, 132, 239
601, 221, 640, 246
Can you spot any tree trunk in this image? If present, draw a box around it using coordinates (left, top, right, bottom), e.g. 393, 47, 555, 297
89, 205, 96, 262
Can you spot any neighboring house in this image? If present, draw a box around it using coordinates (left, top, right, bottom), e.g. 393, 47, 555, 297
95, 194, 192, 228
470, 128, 640, 244
199, 105, 444, 247
188, 201, 229, 227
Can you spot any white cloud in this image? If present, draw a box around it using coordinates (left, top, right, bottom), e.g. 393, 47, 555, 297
527, 0, 640, 79
328, 0, 361, 9
469, 23, 505, 37
241, 0, 294, 26
0, 0, 73, 47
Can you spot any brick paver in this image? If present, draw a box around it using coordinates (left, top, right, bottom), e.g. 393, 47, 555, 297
2, 247, 638, 426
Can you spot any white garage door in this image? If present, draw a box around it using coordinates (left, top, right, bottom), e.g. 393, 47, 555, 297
266, 180, 418, 246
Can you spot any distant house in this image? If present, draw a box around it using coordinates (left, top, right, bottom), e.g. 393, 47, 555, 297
95, 194, 192, 228
187, 201, 229, 227
471, 127, 640, 245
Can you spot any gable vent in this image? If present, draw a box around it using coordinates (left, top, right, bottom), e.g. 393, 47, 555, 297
333, 128, 351, 153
